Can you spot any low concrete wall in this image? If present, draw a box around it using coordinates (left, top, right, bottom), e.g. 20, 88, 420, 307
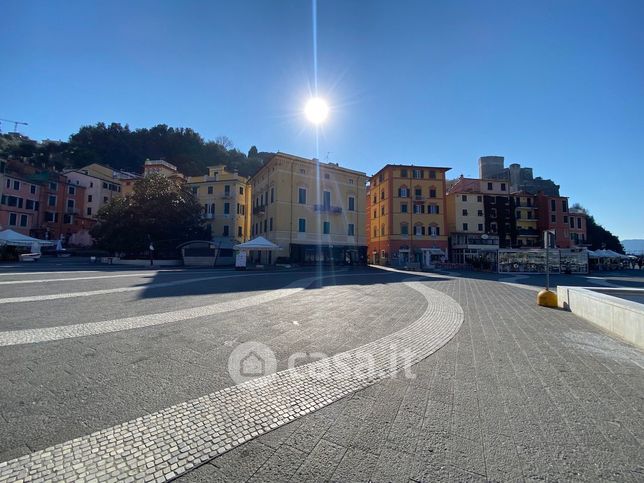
557, 286, 644, 349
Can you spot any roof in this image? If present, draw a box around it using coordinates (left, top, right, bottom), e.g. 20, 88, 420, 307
252, 152, 367, 180
0, 229, 56, 247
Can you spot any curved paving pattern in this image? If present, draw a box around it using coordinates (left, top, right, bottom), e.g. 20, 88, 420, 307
0, 276, 320, 346
0, 280, 463, 482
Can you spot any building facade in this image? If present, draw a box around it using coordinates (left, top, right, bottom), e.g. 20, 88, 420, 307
186, 165, 250, 242
536, 194, 572, 248
249, 152, 367, 264
63, 163, 124, 219
368, 164, 449, 267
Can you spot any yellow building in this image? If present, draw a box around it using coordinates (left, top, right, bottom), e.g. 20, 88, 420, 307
249, 152, 367, 264
186, 165, 250, 242
367, 164, 450, 268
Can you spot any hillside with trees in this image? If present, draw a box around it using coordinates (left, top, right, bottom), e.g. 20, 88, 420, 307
0, 123, 270, 177
570, 204, 624, 253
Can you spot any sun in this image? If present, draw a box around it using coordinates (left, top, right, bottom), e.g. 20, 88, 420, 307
304, 97, 329, 124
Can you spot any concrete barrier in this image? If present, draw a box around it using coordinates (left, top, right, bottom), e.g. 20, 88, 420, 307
557, 286, 644, 349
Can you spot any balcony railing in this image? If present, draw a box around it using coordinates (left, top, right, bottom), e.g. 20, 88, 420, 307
253, 205, 266, 215
221, 192, 232, 199
203, 213, 214, 220
313, 204, 342, 214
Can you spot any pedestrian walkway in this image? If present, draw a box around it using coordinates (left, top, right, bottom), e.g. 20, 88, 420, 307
182, 273, 644, 482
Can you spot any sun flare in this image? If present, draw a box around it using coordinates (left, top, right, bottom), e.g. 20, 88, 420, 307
304, 97, 329, 124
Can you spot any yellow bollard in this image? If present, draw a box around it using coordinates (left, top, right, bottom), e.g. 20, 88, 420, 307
537, 289, 558, 308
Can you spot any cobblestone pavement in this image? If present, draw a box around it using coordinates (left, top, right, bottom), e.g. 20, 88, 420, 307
1, 262, 643, 482
181, 270, 644, 482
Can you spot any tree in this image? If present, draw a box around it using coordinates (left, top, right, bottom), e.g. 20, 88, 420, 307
91, 174, 208, 255
571, 204, 624, 253
215, 135, 234, 150
248, 145, 258, 158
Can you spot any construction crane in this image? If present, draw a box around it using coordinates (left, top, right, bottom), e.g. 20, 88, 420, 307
0, 118, 28, 134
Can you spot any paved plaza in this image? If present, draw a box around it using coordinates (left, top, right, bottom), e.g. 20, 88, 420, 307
0, 259, 643, 481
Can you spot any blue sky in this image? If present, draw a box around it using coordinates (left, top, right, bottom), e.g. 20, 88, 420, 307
2, 0, 643, 238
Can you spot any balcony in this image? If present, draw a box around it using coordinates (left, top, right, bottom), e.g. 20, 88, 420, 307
203, 213, 214, 220
313, 204, 342, 214
253, 205, 266, 215
221, 192, 232, 199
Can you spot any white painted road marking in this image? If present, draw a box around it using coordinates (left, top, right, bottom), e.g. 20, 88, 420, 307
0, 276, 320, 346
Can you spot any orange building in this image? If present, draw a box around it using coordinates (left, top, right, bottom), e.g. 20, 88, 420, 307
367, 164, 450, 268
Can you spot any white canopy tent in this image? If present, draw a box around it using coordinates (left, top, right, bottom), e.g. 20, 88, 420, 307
0, 229, 55, 248
233, 236, 281, 251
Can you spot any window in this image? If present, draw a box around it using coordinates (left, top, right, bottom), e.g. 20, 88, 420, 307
413, 204, 424, 214
88, 195, 93, 202
563, 215, 568, 223
87, 207, 92, 216
223, 225, 229, 236
48, 195, 56, 207
374, 227, 377, 237
429, 189, 436, 198
324, 173, 330, 179
516, 211, 521, 219
263, 219, 267, 232
298, 218, 306, 232
400, 169, 408, 177
487, 182, 493, 190
349, 178, 354, 185
373, 195, 377, 204
527, 211, 532, 219
463, 223, 468, 231
270, 187, 274, 203
30, 185, 36, 194
238, 226, 243, 237
104, 196, 108, 203
323, 221, 330, 234
9, 213, 17, 225
461, 195, 467, 202
430, 225, 440, 236
300, 168, 306, 174
401, 224, 408, 235
103, 182, 108, 189
224, 185, 231, 196
577, 218, 582, 229
67, 199, 75, 209
381, 206, 385, 215
381, 190, 385, 200
373, 209, 377, 218
399, 187, 408, 198
224, 202, 230, 214
323, 191, 331, 207
429, 170, 436, 179
462, 209, 468, 216
208, 186, 213, 194
570, 217, 575, 228
413, 169, 423, 179
551, 199, 556, 211
45, 212, 57, 222
298, 188, 307, 204
401, 203, 408, 213
428, 204, 439, 214
239, 186, 244, 195
477, 209, 483, 216
348, 223, 355, 236
477, 195, 482, 202
348, 196, 355, 211
414, 225, 424, 236
562, 200, 568, 212
26, 199, 34, 210
4, 178, 9, 189
501, 183, 506, 191
478, 224, 483, 231
63, 214, 72, 224
381, 225, 385, 236
551, 214, 556, 223
89, 182, 93, 188
20, 214, 28, 227
68, 186, 75, 195
414, 188, 422, 198
269, 217, 273, 231
13, 180, 20, 190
